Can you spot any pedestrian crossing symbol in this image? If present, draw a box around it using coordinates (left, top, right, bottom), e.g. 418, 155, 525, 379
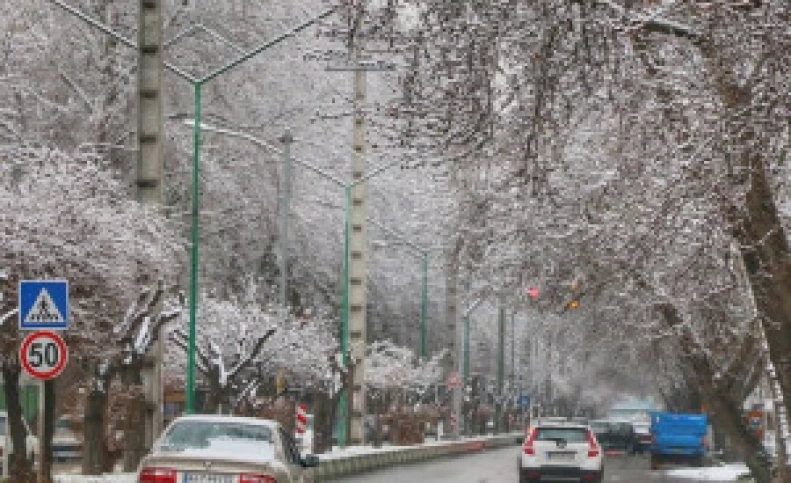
19, 280, 69, 330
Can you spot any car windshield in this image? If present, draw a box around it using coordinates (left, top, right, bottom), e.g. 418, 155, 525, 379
611, 423, 632, 434
158, 420, 275, 462
535, 427, 588, 442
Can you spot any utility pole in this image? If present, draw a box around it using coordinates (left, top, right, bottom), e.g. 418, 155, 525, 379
278, 131, 293, 316
446, 246, 461, 439
511, 310, 515, 429
511, 311, 515, 394
138, 0, 164, 449
347, 40, 369, 446
497, 304, 505, 433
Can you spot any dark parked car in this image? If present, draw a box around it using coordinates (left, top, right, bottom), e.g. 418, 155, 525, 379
632, 421, 652, 454
590, 420, 637, 453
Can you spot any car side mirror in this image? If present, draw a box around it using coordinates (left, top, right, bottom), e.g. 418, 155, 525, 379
302, 454, 320, 468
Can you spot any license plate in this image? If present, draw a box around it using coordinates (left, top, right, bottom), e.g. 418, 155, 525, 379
185, 473, 235, 483
548, 452, 574, 461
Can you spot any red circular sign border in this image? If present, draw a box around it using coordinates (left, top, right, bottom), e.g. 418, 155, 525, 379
19, 331, 68, 380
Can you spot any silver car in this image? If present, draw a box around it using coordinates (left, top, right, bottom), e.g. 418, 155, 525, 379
137, 415, 319, 483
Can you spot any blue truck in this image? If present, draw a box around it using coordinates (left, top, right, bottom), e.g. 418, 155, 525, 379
649, 412, 708, 469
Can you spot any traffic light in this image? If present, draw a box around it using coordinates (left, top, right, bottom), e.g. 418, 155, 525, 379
568, 278, 581, 309
276, 368, 287, 395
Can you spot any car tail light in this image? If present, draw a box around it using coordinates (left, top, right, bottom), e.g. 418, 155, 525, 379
586, 430, 600, 458
239, 474, 277, 483
138, 467, 176, 483
523, 428, 537, 455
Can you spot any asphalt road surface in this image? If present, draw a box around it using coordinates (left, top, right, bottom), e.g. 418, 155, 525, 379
336, 446, 737, 483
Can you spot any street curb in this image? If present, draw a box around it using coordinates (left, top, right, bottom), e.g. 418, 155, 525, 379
317, 433, 521, 481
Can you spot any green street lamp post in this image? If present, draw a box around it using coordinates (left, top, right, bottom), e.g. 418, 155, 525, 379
369, 219, 441, 361
47, 0, 337, 414
179, 123, 408, 446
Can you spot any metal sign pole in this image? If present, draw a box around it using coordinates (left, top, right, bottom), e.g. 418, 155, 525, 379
2, 413, 8, 479
37, 379, 44, 483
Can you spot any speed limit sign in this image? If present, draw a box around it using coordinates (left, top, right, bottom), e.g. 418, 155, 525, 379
19, 331, 68, 380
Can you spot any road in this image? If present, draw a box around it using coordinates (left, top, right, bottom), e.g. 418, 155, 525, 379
336, 446, 737, 483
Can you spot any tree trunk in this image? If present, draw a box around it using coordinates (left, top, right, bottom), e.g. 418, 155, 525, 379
703, 53, 791, 442
123, 392, 146, 472
313, 392, 338, 454
659, 304, 774, 483
283, 397, 296, 436
734, 154, 791, 433
705, 388, 773, 483
203, 373, 225, 414
372, 395, 383, 448
82, 386, 109, 475
2, 362, 33, 482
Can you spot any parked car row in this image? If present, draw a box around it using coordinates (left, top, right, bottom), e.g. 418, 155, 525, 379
516, 411, 710, 481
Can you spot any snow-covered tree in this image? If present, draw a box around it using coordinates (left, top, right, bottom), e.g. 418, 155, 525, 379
167, 280, 278, 413
0, 144, 181, 477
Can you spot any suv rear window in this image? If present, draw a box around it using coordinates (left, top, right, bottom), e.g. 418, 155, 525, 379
535, 427, 588, 442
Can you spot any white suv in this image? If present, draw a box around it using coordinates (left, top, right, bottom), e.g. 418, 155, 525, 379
518, 422, 604, 482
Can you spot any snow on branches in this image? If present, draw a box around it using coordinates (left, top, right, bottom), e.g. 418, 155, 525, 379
167, 283, 279, 411
0, 144, 181, 354
366, 340, 445, 401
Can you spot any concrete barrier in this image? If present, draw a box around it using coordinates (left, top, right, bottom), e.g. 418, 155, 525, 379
317, 433, 521, 481
51, 434, 521, 483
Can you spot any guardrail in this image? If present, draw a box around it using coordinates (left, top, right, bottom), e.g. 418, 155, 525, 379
316, 433, 521, 481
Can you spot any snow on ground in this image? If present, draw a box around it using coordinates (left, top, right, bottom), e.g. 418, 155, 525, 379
664, 463, 750, 481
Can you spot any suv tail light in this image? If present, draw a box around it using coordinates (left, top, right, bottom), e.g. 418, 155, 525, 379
523, 428, 538, 455
240, 475, 277, 483
139, 467, 176, 483
586, 429, 600, 458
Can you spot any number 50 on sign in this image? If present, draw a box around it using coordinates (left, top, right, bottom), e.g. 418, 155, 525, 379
19, 331, 68, 380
